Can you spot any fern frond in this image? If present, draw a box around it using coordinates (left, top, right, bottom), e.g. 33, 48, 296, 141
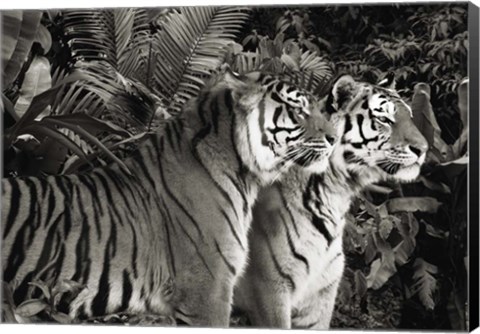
412, 258, 438, 310
151, 6, 250, 114
62, 9, 151, 81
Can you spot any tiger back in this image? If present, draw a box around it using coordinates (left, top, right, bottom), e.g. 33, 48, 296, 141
233, 74, 428, 329
1, 68, 336, 326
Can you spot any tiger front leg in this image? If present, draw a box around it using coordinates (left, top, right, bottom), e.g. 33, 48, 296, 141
242, 279, 292, 328
291, 278, 341, 330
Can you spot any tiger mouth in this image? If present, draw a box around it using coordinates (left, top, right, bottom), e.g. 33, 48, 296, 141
377, 161, 420, 175
293, 148, 331, 167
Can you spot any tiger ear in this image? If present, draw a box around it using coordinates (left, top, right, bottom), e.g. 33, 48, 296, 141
219, 64, 247, 91
327, 75, 358, 113
377, 72, 396, 90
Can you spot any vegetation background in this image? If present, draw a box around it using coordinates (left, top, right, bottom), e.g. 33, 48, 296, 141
1, 3, 469, 330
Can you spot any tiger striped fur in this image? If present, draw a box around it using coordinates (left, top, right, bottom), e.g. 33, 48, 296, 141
233, 74, 428, 329
1, 68, 337, 326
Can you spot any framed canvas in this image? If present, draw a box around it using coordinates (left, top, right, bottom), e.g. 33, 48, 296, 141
1, 1, 479, 332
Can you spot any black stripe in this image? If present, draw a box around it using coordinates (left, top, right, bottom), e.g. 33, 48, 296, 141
327, 252, 343, 267
311, 215, 333, 245
157, 159, 205, 240
225, 173, 248, 217
106, 171, 136, 219
4, 180, 41, 281
224, 89, 234, 112
13, 272, 34, 304
269, 126, 301, 135
270, 91, 284, 104
44, 183, 56, 226
23, 178, 40, 245
129, 223, 139, 278
344, 114, 352, 133
72, 211, 91, 285
54, 176, 72, 236
34, 215, 65, 284
272, 105, 284, 127
163, 214, 176, 276
214, 240, 236, 275
77, 304, 88, 319
285, 131, 304, 144
192, 123, 212, 154
220, 208, 245, 250
91, 219, 117, 316
302, 181, 333, 245
77, 174, 102, 239
108, 212, 118, 258
368, 108, 377, 130
95, 172, 125, 227
378, 139, 389, 150
278, 213, 309, 273
259, 225, 296, 290
357, 114, 378, 144
157, 196, 177, 277
278, 188, 300, 237
3, 178, 21, 238
276, 81, 284, 92
196, 90, 210, 126
174, 217, 213, 278
149, 270, 155, 293
120, 270, 133, 311
91, 249, 110, 316
133, 146, 158, 192
230, 112, 247, 175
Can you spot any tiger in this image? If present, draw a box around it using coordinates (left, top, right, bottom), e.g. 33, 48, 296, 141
1, 67, 338, 326
233, 73, 429, 329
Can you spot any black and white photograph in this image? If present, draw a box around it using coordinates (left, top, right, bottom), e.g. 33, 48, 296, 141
1, 1, 478, 332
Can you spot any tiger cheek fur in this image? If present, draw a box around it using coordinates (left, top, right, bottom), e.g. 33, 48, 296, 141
2, 69, 329, 326
234, 74, 428, 329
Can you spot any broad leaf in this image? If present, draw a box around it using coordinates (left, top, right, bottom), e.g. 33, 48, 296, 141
15, 299, 48, 317
14, 56, 52, 118
411, 83, 450, 161
457, 78, 468, 130
34, 24, 53, 54
2, 10, 43, 87
354, 270, 367, 298
366, 235, 397, 290
1, 10, 23, 72
411, 258, 438, 310
50, 312, 73, 324
386, 197, 441, 214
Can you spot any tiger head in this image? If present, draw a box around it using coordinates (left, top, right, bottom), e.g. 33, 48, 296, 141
325, 74, 428, 184
218, 68, 338, 182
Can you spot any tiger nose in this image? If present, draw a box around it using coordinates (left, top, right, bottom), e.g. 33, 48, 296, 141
409, 143, 428, 157
326, 135, 337, 146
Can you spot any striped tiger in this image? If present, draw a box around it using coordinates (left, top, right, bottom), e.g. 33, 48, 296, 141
233, 74, 428, 329
1, 68, 338, 326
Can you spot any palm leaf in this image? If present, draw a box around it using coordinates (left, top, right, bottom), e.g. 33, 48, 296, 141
50, 62, 157, 132
62, 9, 150, 80
151, 6, 251, 114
